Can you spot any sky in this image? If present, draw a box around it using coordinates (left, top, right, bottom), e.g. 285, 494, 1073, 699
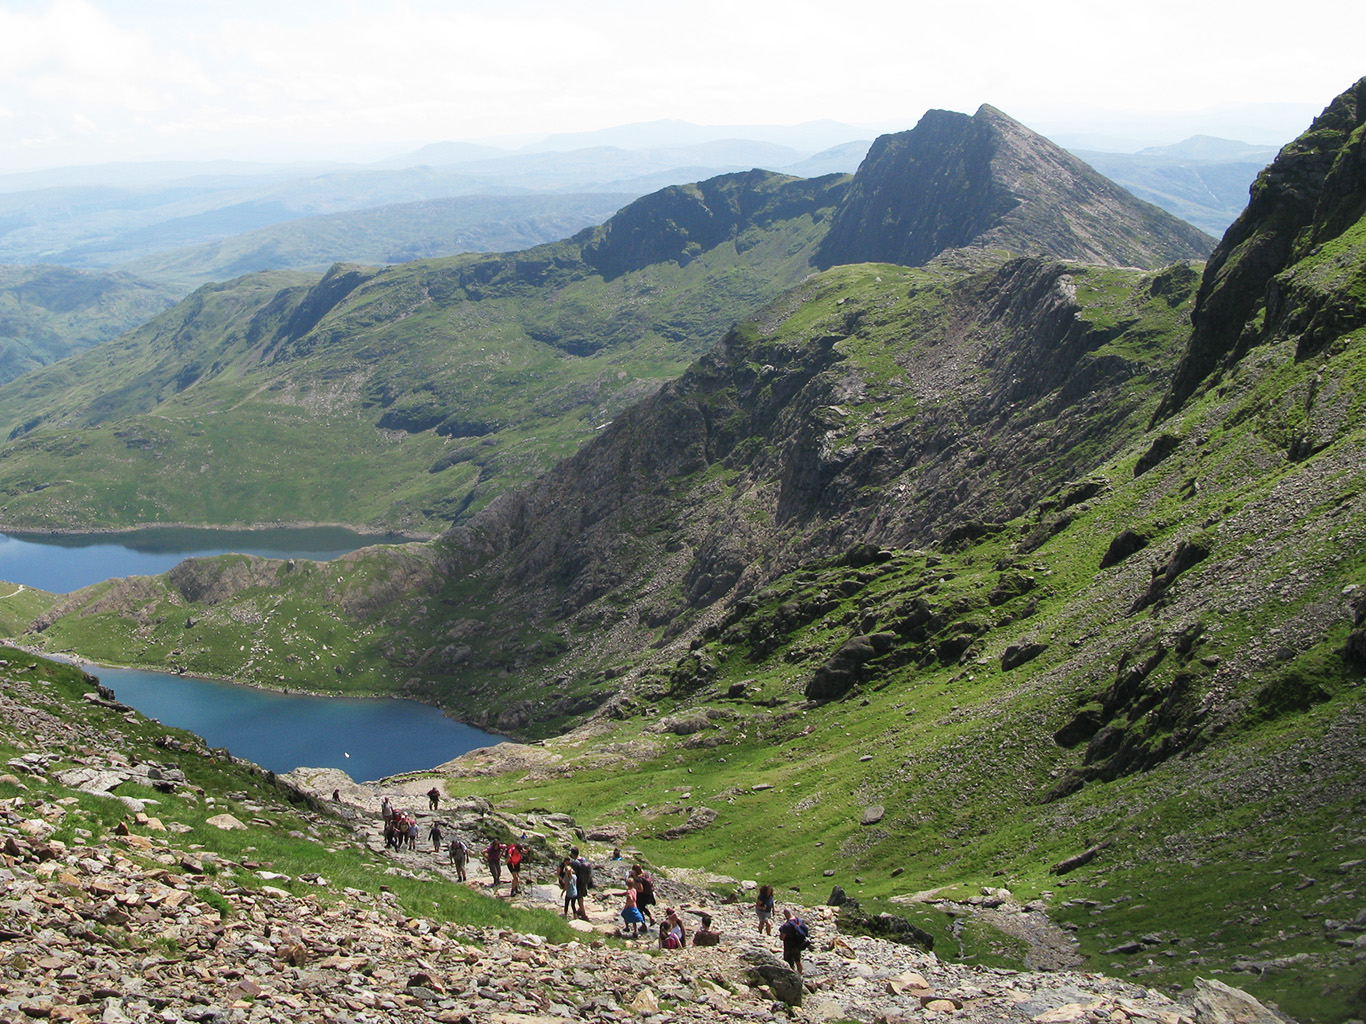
0, 0, 1361, 173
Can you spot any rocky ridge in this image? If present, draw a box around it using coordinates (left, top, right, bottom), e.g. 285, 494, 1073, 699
815, 105, 1214, 271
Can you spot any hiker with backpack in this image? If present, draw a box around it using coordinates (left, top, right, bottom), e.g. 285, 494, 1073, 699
629, 864, 656, 926
448, 838, 468, 881
570, 847, 593, 920
485, 840, 504, 887
558, 856, 579, 917
428, 820, 443, 853
755, 883, 775, 934
778, 908, 812, 975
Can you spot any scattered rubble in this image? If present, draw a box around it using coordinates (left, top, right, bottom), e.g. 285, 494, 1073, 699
0, 665, 1294, 1024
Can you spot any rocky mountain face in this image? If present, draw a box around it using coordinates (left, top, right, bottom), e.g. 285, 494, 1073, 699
428, 254, 1203, 706
1161, 75, 1366, 417
815, 105, 1215, 270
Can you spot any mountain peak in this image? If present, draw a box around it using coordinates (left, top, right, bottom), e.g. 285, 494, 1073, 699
815, 104, 1214, 270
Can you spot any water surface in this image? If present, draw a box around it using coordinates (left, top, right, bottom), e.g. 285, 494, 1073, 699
85, 663, 499, 782
0, 526, 413, 593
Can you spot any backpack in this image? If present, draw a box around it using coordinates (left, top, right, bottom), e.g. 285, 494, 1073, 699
796, 920, 813, 950
574, 858, 593, 891
663, 932, 680, 949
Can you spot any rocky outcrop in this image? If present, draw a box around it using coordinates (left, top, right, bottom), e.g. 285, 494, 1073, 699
431, 255, 1199, 690
1160, 75, 1366, 415
816, 104, 1214, 271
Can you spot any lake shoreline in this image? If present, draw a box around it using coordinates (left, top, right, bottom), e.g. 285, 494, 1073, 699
17, 643, 508, 780
0, 520, 438, 542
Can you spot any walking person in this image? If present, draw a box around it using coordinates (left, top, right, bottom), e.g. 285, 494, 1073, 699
570, 848, 593, 921
756, 883, 775, 934
778, 908, 811, 976
428, 820, 443, 853
449, 838, 468, 881
507, 842, 524, 896
631, 864, 657, 926
485, 840, 503, 887
620, 880, 645, 938
427, 786, 441, 812
558, 856, 578, 918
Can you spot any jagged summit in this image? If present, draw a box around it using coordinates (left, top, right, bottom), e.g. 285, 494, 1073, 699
815, 103, 1215, 270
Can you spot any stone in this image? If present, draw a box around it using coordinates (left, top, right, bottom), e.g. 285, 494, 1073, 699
204, 813, 247, 831
1191, 978, 1285, 1024
627, 988, 658, 1013
860, 805, 885, 826
740, 951, 803, 1007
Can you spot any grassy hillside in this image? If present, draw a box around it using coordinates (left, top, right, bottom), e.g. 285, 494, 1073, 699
0, 172, 846, 535
0, 264, 177, 383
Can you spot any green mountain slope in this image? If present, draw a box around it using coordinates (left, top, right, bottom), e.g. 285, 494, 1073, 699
0, 264, 177, 383
16, 79, 1366, 1022
0, 172, 847, 534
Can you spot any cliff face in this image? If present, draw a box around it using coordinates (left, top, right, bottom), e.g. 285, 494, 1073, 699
431, 254, 1200, 692
815, 105, 1215, 271
1160, 75, 1366, 416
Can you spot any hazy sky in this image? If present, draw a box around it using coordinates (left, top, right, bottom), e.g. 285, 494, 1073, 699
1, 0, 1361, 171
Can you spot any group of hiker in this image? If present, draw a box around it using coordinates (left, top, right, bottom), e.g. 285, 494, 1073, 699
379, 797, 420, 850
380, 793, 530, 894
375, 793, 810, 968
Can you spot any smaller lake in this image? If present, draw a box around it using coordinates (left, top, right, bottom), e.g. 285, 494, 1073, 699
0, 526, 416, 594
83, 663, 502, 782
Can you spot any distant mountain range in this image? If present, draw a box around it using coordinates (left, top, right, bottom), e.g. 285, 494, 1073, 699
1072, 135, 1281, 236
0, 118, 1274, 289
0, 106, 1210, 537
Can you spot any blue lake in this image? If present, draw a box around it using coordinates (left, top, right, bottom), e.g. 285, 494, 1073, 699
83, 663, 503, 782
0, 526, 414, 593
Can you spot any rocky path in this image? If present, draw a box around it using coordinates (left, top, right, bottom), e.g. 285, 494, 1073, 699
0, 674, 1290, 1024
276, 769, 1287, 1024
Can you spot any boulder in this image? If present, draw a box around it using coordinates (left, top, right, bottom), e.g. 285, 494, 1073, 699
1001, 641, 1048, 670
205, 813, 247, 831
739, 951, 802, 1007
1192, 977, 1288, 1024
